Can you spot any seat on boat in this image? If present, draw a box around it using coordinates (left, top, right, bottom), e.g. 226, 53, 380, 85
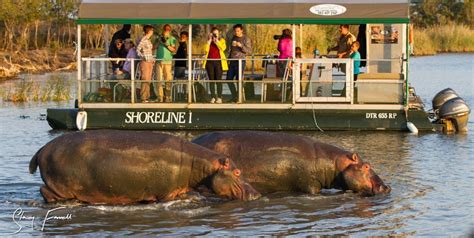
261, 61, 291, 103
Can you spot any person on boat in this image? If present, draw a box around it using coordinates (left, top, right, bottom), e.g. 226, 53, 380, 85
108, 24, 131, 71
327, 24, 356, 58
409, 24, 414, 55
136, 25, 155, 103
276, 28, 293, 78
155, 24, 177, 103
203, 27, 228, 104
350, 41, 361, 81
173, 31, 189, 80
113, 39, 137, 80
295, 47, 309, 97
108, 39, 127, 71
109, 24, 131, 50
111, 39, 137, 102
226, 24, 252, 103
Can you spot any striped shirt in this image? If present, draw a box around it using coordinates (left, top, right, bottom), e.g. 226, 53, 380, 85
137, 36, 154, 62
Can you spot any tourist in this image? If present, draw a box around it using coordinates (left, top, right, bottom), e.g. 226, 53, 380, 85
173, 31, 189, 79
226, 24, 252, 103
203, 27, 228, 104
108, 39, 127, 71
155, 24, 177, 103
295, 47, 308, 96
111, 39, 137, 102
350, 41, 361, 81
113, 39, 137, 79
108, 24, 131, 71
327, 24, 356, 58
276, 29, 293, 77
109, 24, 131, 48
136, 25, 155, 103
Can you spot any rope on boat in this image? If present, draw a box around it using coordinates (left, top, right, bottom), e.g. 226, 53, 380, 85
307, 87, 324, 132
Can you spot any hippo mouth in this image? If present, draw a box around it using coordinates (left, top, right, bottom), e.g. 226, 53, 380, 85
370, 180, 391, 196
240, 182, 262, 201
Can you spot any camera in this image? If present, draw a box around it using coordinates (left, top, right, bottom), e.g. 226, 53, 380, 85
160, 35, 167, 44
212, 33, 218, 38
273, 35, 282, 40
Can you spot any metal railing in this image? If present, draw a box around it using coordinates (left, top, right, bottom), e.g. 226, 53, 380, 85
78, 56, 405, 106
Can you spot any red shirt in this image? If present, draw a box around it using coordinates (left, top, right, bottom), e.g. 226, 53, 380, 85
208, 42, 220, 59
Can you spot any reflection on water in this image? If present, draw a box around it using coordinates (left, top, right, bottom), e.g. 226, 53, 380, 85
0, 54, 473, 236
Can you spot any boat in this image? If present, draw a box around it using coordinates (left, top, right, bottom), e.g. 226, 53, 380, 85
47, 0, 470, 132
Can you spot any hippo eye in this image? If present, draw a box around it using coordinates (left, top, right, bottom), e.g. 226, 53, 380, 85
363, 164, 371, 171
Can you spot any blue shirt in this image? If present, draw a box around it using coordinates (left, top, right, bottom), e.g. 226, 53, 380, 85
350, 51, 361, 75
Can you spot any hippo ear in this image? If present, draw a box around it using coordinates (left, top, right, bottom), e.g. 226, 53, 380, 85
350, 153, 360, 163
233, 169, 241, 177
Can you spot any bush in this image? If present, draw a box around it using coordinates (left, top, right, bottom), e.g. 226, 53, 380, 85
413, 24, 474, 55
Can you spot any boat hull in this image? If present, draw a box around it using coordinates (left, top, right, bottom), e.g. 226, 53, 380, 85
47, 107, 433, 131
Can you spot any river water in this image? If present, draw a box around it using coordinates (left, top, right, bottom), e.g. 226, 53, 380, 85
0, 54, 472, 236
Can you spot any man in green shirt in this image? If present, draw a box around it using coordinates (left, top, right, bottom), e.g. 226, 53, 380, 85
155, 24, 177, 102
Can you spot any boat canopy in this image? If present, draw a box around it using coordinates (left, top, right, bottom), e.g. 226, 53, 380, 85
77, 0, 409, 24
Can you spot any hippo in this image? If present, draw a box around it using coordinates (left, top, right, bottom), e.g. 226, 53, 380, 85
29, 130, 260, 205
192, 131, 391, 196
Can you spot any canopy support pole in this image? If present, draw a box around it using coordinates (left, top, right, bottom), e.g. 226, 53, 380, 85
292, 24, 296, 105
104, 24, 109, 55
77, 25, 82, 106
251, 24, 256, 74
299, 24, 303, 49
292, 24, 296, 59
187, 24, 193, 104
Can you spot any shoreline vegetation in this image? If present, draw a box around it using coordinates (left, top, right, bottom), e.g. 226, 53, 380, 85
0, 0, 472, 80
413, 24, 474, 56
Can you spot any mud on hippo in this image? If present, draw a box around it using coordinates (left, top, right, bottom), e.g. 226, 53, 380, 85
29, 130, 260, 205
192, 131, 391, 196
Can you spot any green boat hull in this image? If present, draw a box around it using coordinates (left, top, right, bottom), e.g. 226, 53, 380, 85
47, 108, 434, 131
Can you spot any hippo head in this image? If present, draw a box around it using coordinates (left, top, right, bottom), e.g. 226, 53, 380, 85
342, 163, 391, 196
211, 168, 261, 201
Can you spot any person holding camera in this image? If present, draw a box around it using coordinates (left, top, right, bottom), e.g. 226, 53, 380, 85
155, 24, 177, 103
203, 27, 228, 104
276, 28, 293, 78
226, 24, 252, 103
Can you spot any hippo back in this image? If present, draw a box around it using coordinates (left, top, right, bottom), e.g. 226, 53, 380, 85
30, 130, 229, 204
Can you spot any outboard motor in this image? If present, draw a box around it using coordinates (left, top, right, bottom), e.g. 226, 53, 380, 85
432, 88, 471, 133
432, 88, 459, 114
438, 97, 471, 133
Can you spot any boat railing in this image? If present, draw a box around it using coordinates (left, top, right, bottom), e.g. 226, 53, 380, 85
78, 56, 405, 106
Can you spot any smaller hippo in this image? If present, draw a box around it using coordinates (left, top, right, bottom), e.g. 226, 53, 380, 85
29, 130, 260, 204
192, 131, 391, 196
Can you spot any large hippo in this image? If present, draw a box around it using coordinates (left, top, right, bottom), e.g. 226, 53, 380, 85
192, 131, 391, 196
29, 130, 260, 204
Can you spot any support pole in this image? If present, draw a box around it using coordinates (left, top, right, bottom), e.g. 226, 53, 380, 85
77, 25, 82, 106
104, 24, 109, 56
238, 59, 243, 103
131, 58, 135, 104
187, 24, 193, 104
299, 24, 303, 49
251, 24, 256, 74
292, 24, 297, 104
292, 24, 296, 59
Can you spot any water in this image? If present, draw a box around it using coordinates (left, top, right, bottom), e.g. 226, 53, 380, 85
0, 54, 472, 236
